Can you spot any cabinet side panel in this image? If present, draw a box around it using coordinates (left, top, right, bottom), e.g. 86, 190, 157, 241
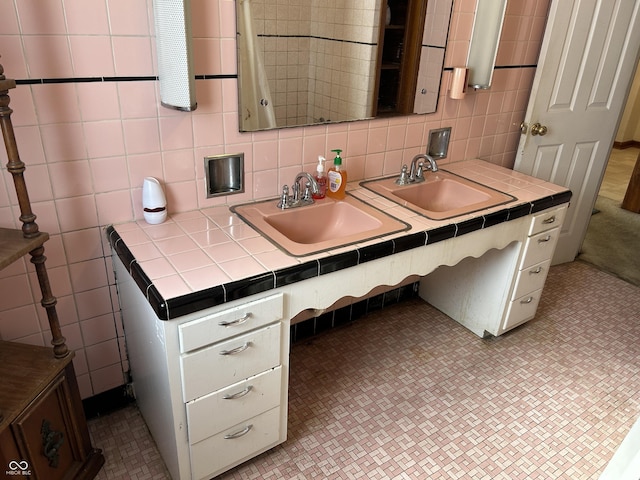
113, 254, 185, 480
420, 241, 521, 337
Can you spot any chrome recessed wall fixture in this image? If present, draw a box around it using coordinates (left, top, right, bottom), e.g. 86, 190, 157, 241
153, 0, 197, 111
466, 0, 507, 90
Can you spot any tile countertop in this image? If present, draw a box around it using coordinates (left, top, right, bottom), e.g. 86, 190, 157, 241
107, 160, 572, 320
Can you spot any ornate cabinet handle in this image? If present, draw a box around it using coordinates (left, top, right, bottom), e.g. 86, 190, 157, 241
542, 215, 556, 224
529, 267, 543, 275
41, 419, 64, 467
538, 235, 552, 243
520, 297, 534, 304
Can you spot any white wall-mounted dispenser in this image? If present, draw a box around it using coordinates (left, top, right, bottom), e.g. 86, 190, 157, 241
142, 177, 168, 224
153, 0, 197, 111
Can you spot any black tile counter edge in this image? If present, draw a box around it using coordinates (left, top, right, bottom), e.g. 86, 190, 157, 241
106, 226, 168, 320
164, 285, 226, 319
106, 191, 572, 320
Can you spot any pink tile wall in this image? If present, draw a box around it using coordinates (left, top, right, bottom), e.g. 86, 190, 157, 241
0, 0, 550, 399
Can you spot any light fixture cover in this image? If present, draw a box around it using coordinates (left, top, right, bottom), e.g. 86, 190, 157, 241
466, 0, 507, 90
153, 0, 197, 111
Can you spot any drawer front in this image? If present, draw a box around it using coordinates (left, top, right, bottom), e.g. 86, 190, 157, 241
520, 227, 560, 269
181, 323, 282, 402
503, 289, 542, 331
511, 259, 551, 300
179, 293, 284, 353
186, 366, 282, 445
190, 406, 281, 480
528, 205, 567, 236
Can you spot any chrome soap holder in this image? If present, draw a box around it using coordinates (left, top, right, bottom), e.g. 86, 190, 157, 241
205, 153, 244, 198
427, 127, 451, 160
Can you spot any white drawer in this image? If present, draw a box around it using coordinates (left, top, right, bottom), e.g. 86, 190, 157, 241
186, 366, 282, 445
190, 406, 281, 480
511, 259, 551, 300
519, 227, 560, 269
180, 323, 282, 402
179, 293, 284, 353
528, 205, 567, 236
503, 289, 542, 332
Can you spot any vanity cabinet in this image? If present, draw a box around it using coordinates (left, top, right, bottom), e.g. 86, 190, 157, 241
110, 167, 570, 479
113, 259, 290, 480
502, 206, 566, 332
421, 205, 568, 337
180, 295, 285, 480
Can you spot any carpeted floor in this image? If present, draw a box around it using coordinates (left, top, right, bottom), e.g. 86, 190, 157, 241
579, 195, 640, 287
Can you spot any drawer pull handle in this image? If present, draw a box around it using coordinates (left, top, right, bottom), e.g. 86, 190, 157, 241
520, 296, 534, 304
224, 424, 253, 439
219, 342, 251, 356
529, 267, 543, 275
538, 235, 552, 243
219, 313, 251, 327
542, 215, 556, 224
223, 386, 253, 400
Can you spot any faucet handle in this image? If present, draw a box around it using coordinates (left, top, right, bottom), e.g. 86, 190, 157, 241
414, 162, 426, 183
277, 185, 291, 209
395, 165, 411, 185
300, 181, 315, 204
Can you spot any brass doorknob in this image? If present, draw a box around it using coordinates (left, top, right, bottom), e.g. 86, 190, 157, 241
530, 123, 548, 136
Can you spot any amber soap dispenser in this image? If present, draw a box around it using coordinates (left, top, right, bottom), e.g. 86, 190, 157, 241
327, 149, 347, 199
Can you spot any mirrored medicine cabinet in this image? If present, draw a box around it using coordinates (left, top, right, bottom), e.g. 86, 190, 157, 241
236, 0, 453, 132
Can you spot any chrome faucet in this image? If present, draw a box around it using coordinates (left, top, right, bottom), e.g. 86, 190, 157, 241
396, 153, 438, 185
410, 153, 438, 179
277, 172, 319, 209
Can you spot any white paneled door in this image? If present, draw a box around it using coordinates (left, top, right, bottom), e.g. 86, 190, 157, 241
515, 0, 640, 264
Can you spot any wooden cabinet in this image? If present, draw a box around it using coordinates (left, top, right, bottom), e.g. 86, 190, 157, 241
0, 63, 104, 479
621, 151, 640, 212
0, 343, 104, 480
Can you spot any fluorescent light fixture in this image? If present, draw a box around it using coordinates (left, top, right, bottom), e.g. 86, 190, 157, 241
153, 0, 197, 111
466, 0, 507, 90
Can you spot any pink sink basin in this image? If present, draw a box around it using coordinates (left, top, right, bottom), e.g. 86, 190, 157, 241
231, 195, 410, 256
360, 170, 515, 220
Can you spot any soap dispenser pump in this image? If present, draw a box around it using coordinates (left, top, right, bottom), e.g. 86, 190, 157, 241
327, 149, 347, 199
312, 155, 327, 199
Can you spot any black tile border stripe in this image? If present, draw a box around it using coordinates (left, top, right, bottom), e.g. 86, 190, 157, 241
258, 33, 377, 47
107, 192, 571, 320
15, 74, 236, 86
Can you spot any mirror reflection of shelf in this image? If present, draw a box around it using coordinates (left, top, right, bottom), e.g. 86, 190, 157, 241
374, 0, 426, 116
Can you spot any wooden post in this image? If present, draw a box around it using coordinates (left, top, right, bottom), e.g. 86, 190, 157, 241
1, 62, 69, 358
